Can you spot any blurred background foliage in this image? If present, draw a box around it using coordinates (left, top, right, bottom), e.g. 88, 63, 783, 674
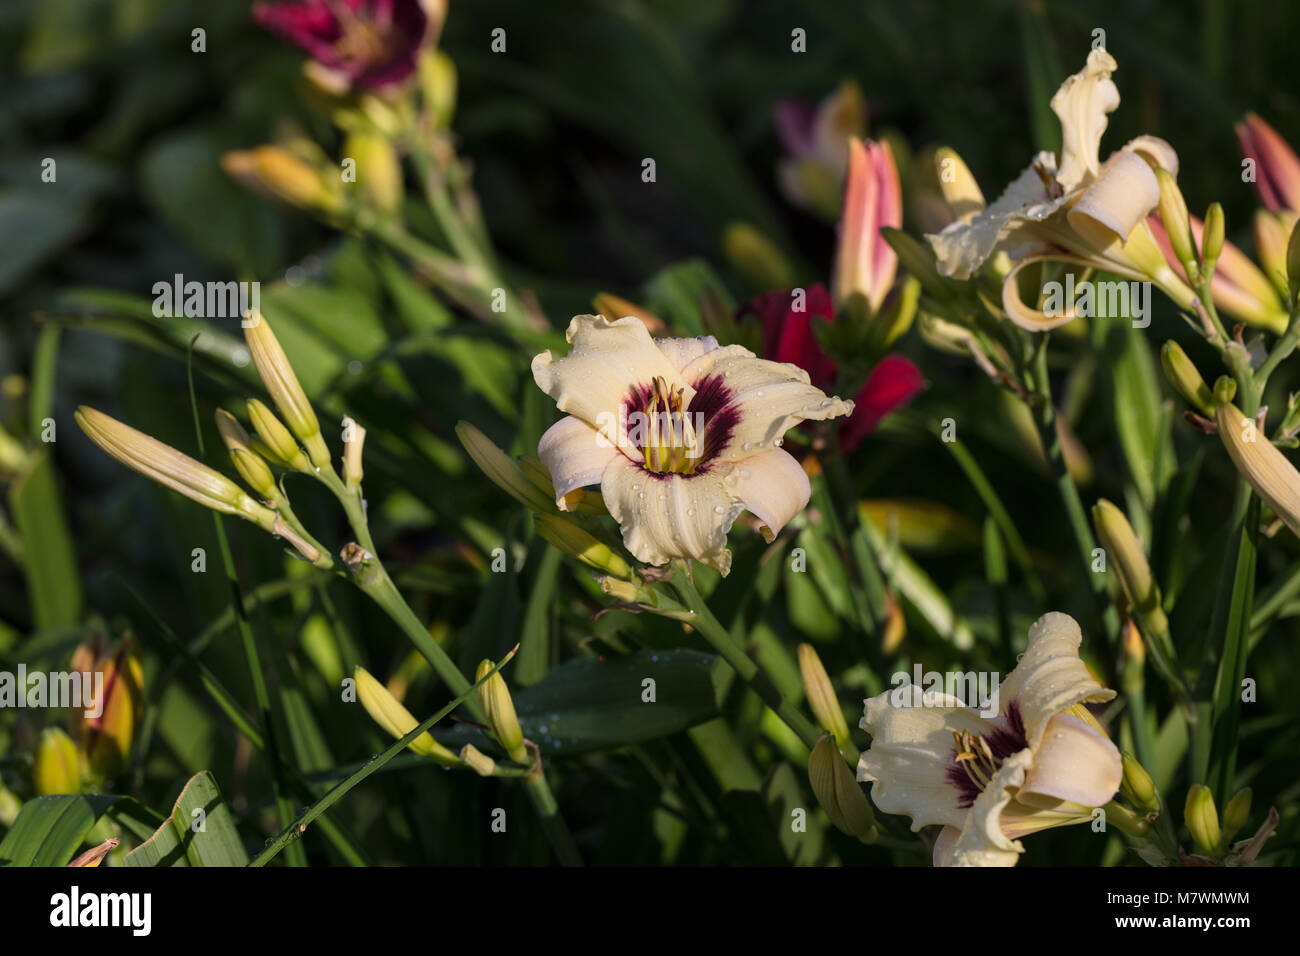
1, 0, 1299, 865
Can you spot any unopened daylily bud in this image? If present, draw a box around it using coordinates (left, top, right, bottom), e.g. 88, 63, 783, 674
1213, 376, 1237, 406
76, 407, 276, 526
342, 417, 366, 492
1160, 341, 1215, 416
722, 221, 795, 291
1155, 169, 1197, 279
1121, 616, 1146, 666
244, 311, 331, 470
221, 146, 341, 213
418, 49, 457, 130
834, 138, 901, 314
0, 424, 23, 476
868, 274, 919, 355
34, 728, 80, 795
459, 744, 496, 777
354, 666, 459, 766
1184, 783, 1221, 855
797, 644, 852, 751
881, 591, 907, 654
476, 660, 527, 763
1092, 499, 1165, 630
535, 514, 633, 578
342, 131, 403, 215
1201, 203, 1225, 277
591, 292, 666, 336
934, 147, 985, 223
456, 421, 556, 513
1216, 402, 1300, 538
1120, 753, 1160, 814
215, 409, 277, 499
67, 838, 119, 868
77, 640, 143, 781
598, 576, 641, 602
1222, 787, 1252, 845
247, 399, 311, 473
808, 733, 876, 842
1254, 210, 1294, 299
1236, 113, 1300, 215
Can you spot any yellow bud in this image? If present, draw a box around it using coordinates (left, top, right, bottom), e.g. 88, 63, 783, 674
1120, 752, 1160, 814
342, 131, 403, 215
797, 644, 851, 751
1254, 209, 1294, 299
476, 660, 527, 764
1092, 499, 1164, 629
342, 417, 366, 492
456, 421, 556, 513
34, 728, 80, 795
1121, 616, 1145, 667
76, 407, 274, 526
354, 666, 459, 766
244, 311, 331, 470
591, 292, 667, 336
722, 221, 795, 290
459, 744, 496, 777
1184, 783, 1221, 854
1156, 169, 1197, 277
808, 734, 876, 843
247, 399, 311, 473
534, 513, 632, 578
1222, 787, 1252, 844
598, 576, 641, 603
934, 147, 985, 223
418, 49, 457, 130
1287, 214, 1300, 304
881, 591, 907, 654
1216, 402, 1300, 539
1160, 341, 1215, 416
1201, 203, 1225, 276
220, 146, 340, 213
215, 409, 277, 499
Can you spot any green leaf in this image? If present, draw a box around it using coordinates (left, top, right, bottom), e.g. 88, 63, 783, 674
8, 449, 81, 631
0, 794, 120, 866
124, 771, 249, 867
642, 259, 736, 336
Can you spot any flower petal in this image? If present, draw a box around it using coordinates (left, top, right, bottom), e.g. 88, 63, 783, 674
601, 452, 741, 574
722, 448, 810, 542
1122, 134, 1179, 177
537, 415, 620, 510
1066, 149, 1160, 250
1050, 49, 1120, 192
654, 335, 721, 372
996, 612, 1115, 747
942, 749, 1033, 866
1020, 712, 1122, 808
857, 689, 996, 832
532, 315, 690, 443
679, 345, 854, 462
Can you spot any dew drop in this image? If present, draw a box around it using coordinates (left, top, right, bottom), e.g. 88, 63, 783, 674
687, 508, 696, 516
713, 505, 726, 514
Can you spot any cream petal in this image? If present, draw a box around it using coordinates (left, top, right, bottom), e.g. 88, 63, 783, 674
1066, 149, 1160, 250
678, 345, 853, 462
1122, 134, 1179, 176
1051, 49, 1120, 192
1020, 712, 1122, 808
932, 825, 962, 866
999, 798, 1098, 839
532, 315, 690, 443
857, 689, 996, 832
1000, 254, 1093, 331
943, 749, 1033, 867
720, 448, 810, 542
927, 153, 1063, 279
537, 415, 621, 510
995, 612, 1115, 747
600, 452, 741, 574
654, 334, 720, 372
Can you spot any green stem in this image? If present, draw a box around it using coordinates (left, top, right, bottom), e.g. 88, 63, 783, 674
522, 774, 583, 866
668, 562, 821, 749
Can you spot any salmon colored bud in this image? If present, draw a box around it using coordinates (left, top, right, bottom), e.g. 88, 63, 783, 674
833, 138, 902, 314
77, 640, 144, 781
1236, 113, 1300, 215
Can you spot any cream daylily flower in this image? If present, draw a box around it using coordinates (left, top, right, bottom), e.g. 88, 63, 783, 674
857, 612, 1121, 866
532, 315, 854, 575
926, 49, 1195, 329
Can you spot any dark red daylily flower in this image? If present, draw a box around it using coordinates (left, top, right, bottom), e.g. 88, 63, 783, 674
254, 0, 440, 94
740, 282, 924, 453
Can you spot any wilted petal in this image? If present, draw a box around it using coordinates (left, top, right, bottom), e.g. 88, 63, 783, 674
723, 448, 810, 542
995, 612, 1115, 746
601, 453, 741, 574
537, 415, 620, 509
679, 345, 854, 462
532, 315, 689, 444
1051, 48, 1120, 192
1021, 712, 1122, 808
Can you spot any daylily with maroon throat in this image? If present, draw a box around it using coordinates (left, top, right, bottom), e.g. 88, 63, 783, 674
927, 49, 1196, 330
254, 0, 444, 95
533, 315, 854, 575
858, 612, 1126, 866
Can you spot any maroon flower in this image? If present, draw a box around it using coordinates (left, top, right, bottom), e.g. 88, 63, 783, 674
254, 0, 440, 94
740, 283, 924, 453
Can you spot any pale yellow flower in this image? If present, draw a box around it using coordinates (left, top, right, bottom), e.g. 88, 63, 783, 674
858, 612, 1121, 866
532, 315, 853, 575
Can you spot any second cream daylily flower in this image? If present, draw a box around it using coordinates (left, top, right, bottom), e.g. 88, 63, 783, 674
532, 315, 854, 575
927, 49, 1195, 329
858, 612, 1121, 866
